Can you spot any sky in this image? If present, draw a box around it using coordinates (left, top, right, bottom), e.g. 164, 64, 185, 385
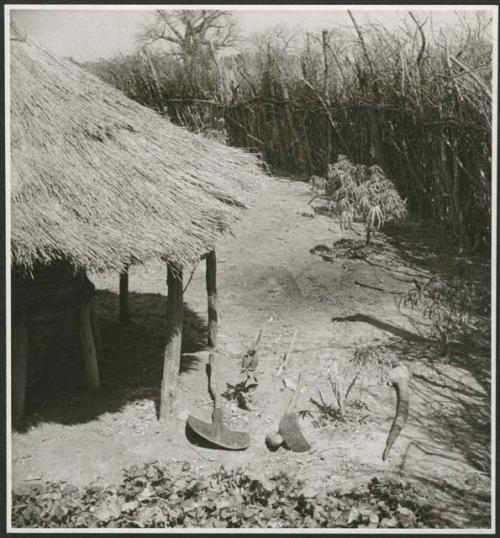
8, 6, 494, 62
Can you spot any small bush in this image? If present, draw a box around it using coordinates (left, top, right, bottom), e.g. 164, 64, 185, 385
326, 155, 407, 244
302, 347, 384, 426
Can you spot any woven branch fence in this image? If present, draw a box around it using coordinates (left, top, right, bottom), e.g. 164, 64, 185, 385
84, 16, 492, 250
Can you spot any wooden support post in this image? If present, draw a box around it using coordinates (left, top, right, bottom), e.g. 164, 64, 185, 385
77, 300, 100, 391
12, 319, 28, 422
88, 297, 102, 362
119, 265, 129, 323
160, 263, 184, 421
206, 249, 218, 348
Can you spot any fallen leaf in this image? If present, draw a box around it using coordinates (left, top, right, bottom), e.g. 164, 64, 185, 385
137, 487, 154, 502
347, 508, 361, 525
369, 512, 379, 525
243, 507, 257, 519
300, 484, 319, 498
396, 506, 415, 527
215, 498, 231, 511
51, 503, 66, 521
121, 500, 138, 513
94, 502, 117, 523
381, 516, 399, 528
137, 505, 156, 526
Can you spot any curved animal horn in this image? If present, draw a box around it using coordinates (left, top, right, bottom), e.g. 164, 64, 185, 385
382, 364, 411, 461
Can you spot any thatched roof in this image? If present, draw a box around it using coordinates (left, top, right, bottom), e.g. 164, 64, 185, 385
10, 22, 267, 274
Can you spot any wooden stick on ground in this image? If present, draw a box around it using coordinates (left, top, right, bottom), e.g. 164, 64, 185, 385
254, 328, 263, 348
275, 328, 298, 377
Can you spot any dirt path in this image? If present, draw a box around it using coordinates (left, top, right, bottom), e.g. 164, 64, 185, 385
12, 177, 491, 528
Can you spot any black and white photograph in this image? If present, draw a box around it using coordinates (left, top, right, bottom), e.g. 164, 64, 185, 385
5, 3, 497, 531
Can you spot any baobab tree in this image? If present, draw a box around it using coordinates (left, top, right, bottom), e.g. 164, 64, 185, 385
136, 9, 240, 59
136, 9, 240, 102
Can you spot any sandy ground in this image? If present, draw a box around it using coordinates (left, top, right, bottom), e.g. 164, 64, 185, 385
12, 177, 492, 528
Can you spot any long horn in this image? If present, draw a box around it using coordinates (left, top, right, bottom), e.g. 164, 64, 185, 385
382, 364, 411, 461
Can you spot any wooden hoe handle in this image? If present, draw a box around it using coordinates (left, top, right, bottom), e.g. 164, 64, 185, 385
286, 373, 304, 413
208, 353, 220, 408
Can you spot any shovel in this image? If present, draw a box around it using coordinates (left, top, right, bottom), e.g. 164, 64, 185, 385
187, 354, 250, 450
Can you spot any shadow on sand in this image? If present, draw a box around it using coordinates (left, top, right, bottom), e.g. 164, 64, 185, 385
327, 220, 491, 511
15, 290, 208, 431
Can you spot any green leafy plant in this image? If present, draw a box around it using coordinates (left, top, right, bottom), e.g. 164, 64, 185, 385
301, 349, 373, 426
222, 375, 258, 410
12, 462, 443, 528
398, 275, 477, 355
326, 155, 407, 245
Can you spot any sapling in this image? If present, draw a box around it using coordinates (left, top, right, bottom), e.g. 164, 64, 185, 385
326, 155, 407, 245
222, 375, 258, 410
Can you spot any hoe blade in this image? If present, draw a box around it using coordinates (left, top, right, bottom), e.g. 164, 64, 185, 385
278, 412, 311, 452
187, 410, 250, 451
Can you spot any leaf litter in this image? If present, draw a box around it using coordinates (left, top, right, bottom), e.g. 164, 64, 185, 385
12, 460, 457, 528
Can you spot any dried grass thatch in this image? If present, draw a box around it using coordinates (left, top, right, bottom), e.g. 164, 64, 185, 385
10, 22, 268, 274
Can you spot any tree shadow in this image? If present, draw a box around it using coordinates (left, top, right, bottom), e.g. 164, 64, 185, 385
339, 315, 491, 474
384, 221, 490, 279
15, 290, 208, 431
383, 222, 491, 381
329, 224, 491, 475
331, 313, 432, 345
397, 469, 490, 528
311, 239, 386, 262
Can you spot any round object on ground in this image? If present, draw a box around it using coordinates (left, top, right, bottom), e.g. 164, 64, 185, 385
265, 432, 283, 451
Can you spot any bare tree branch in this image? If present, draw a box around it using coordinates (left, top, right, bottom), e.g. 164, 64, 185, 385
347, 10, 376, 79
136, 9, 239, 57
409, 11, 428, 74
